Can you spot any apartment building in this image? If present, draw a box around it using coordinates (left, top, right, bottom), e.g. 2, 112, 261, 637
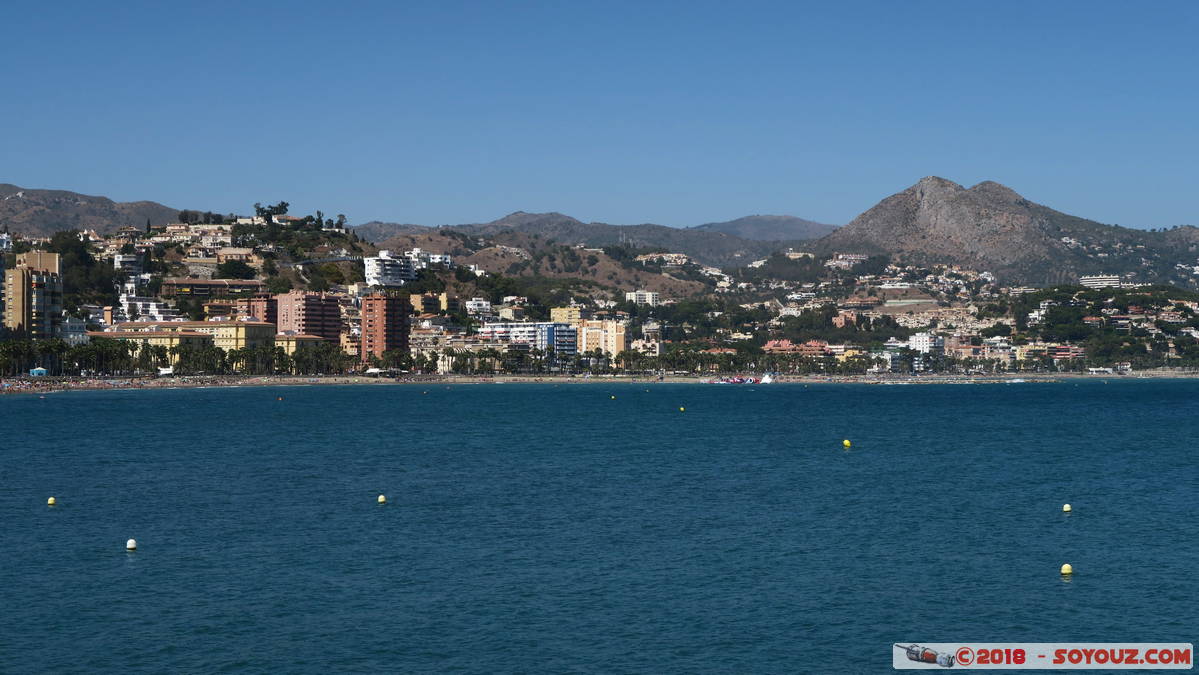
576, 319, 627, 357
477, 322, 577, 356
3, 252, 64, 339
276, 291, 341, 341
360, 293, 411, 363
364, 250, 418, 287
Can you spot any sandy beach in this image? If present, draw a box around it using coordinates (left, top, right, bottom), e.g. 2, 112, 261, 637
4, 369, 1198, 396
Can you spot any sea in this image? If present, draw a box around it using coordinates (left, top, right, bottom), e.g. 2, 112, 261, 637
1, 380, 1195, 673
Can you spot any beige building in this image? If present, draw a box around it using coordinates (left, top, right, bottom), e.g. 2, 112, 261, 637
114, 320, 276, 352
550, 306, 583, 324
275, 333, 327, 356
18, 251, 62, 274
4, 252, 64, 339
177, 320, 276, 351
216, 247, 262, 267
576, 319, 627, 357
439, 293, 461, 313
88, 330, 214, 364
498, 306, 526, 321
409, 293, 441, 315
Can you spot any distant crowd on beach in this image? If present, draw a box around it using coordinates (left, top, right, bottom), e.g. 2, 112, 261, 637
0, 373, 459, 396
4, 369, 1196, 396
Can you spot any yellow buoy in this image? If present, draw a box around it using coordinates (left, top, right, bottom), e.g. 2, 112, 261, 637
842, 439, 852, 448
47, 496, 56, 506
126, 539, 137, 551
377, 494, 387, 504
611, 395, 616, 400
1062, 503, 1072, 513
1060, 563, 1073, 575
679, 406, 685, 412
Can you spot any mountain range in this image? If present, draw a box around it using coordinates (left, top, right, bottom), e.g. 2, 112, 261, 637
3, 179, 1196, 286
0, 184, 180, 236
357, 212, 828, 268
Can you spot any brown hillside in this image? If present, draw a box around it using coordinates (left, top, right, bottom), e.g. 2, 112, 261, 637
465, 232, 705, 298
0, 184, 182, 236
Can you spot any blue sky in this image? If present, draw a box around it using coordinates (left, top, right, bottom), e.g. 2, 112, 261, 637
2, 1, 1196, 228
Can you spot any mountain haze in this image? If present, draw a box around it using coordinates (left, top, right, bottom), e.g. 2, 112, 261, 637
692, 215, 837, 241
357, 211, 824, 267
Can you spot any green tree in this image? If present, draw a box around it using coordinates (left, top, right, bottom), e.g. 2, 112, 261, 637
45, 230, 119, 309
266, 276, 293, 294
216, 260, 257, 280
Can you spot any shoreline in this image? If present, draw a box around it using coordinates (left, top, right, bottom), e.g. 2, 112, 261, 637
4, 370, 1199, 396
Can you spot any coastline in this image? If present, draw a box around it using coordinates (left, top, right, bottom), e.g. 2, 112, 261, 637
4, 369, 1198, 396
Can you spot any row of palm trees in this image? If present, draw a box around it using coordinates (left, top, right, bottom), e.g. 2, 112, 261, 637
0, 339, 358, 377
171, 342, 355, 375
0, 338, 147, 377
7, 337, 1173, 379
393, 346, 888, 376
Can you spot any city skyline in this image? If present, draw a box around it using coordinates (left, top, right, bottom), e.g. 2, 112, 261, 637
3, 2, 1197, 230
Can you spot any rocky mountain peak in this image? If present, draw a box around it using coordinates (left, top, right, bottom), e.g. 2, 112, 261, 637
969, 180, 1022, 203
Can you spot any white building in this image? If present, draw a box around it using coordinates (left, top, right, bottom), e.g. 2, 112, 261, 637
825, 253, 869, 270
907, 331, 945, 354
0, 232, 12, 251
402, 248, 452, 268
869, 350, 898, 373
477, 322, 578, 356
1079, 274, 1121, 289
113, 253, 142, 275
61, 312, 90, 346
364, 250, 418, 287
631, 338, 661, 356
117, 281, 182, 323
464, 297, 493, 316
625, 290, 660, 306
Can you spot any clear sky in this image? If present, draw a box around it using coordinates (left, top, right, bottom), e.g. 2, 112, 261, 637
2, 1, 1196, 228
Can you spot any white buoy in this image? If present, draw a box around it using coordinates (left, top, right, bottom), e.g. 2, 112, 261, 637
126, 538, 137, 551
377, 494, 387, 504
47, 496, 57, 506
1062, 503, 1072, 513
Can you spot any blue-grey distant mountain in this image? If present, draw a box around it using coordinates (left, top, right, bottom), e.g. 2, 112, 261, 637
692, 215, 837, 241
357, 211, 830, 268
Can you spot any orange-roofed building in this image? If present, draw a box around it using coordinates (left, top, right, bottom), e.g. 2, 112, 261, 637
763, 339, 800, 353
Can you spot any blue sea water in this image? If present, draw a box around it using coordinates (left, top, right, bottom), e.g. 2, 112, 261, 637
1, 380, 1196, 673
